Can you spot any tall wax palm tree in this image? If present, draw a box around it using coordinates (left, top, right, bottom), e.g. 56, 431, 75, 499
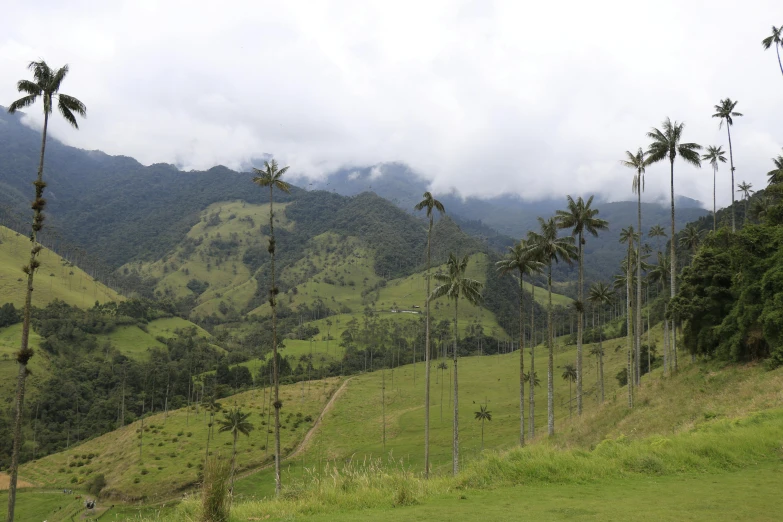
647, 118, 701, 374
712, 99, 743, 232
702, 146, 727, 231
496, 240, 543, 445
556, 196, 608, 414
622, 149, 647, 386
431, 253, 483, 475
6, 60, 86, 522
737, 181, 754, 225
762, 26, 783, 78
619, 226, 639, 407
561, 364, 577, 418
251, 159, 291, 497
588, 282, 613, 403
474, 404, 492, 451
527, 218, 577, 436
414, 192, 445, 478
217, 407, 254, 491
768, 151, 783, 185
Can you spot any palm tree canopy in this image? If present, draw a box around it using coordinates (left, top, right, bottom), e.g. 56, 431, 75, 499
679, 225, 704, 251
474, 405, 492, 421
761, 26, 782, 49
252, 159, 291, 193
588, 282, 614, 306
648, 225, 667, 239
621, 148, 648, 195
648, 252, 671, 286
217, 407, 254, 437
496, 240, 544, 280
702, 145, 727, 170
414, 191, 446, 218
527, 217, 577, 267
619, 226, 639, 245
646, 118, 702, 168
555, 195, 609, 238
561, 364, 577, 382
523, 371, 541, 387
712, 98, 743, 128
737, 181, 754, 199
7, 60, 86, 128
431, 253, 484, 306
767, 152, 783, 185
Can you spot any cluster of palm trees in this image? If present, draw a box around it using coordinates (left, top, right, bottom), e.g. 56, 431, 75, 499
498, 197, 608, 439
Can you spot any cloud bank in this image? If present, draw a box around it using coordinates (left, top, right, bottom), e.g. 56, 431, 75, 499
2, 0, 781, 207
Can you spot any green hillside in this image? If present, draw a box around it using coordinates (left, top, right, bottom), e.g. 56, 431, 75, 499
0, 225, 121, 308
18, 378, 342, 501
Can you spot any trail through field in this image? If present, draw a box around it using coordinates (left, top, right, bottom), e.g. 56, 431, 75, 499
235, 376, 354, 482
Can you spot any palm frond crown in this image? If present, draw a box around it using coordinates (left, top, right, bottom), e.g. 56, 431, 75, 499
252, 159, 292, 192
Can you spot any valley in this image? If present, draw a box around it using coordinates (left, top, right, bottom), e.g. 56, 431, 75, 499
2, 13, 783, 520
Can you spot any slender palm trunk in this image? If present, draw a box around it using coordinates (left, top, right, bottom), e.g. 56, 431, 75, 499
727, 125, 736, 233
7, 110, 50, 522
663, 310, 669, 376
598, 309, 605, 403
636, 189, 642, 386
669, 159, 677, 373
627, 238, 634, 408
576, 233, 584, 415
270, 187, 282, 497
452, 300, 460, 475
713, 166, 717, 232
230, 430, 238, 491
777, 43, 783, 77
518, 275, 525, 445
547, 266, 554, 437
529, 284, 536, 439
424, 219, 433, 478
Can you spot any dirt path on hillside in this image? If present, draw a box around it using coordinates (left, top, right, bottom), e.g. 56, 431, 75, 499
0, 473, 33, 490
234, 376, 354, 481
140, 377, 354, 507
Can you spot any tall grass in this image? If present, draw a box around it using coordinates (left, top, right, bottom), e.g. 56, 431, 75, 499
200, 456, 232, 522
154, 409, 783, 521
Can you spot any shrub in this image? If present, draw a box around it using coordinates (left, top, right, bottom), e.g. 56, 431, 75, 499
86, 473, 107, 496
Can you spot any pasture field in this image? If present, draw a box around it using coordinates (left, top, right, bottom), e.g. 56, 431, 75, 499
0, 224, 121, 308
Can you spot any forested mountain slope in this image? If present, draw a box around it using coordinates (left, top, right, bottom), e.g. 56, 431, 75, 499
1, 109, 707, 290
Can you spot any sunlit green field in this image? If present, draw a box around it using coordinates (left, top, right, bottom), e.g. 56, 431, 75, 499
0, 225, 121, 308
19, 378, 342, 501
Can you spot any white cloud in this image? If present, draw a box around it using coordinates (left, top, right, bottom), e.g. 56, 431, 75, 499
1, 0, 781, 208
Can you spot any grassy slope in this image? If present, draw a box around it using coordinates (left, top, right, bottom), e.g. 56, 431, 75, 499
128, 201, 569, 327
0, 323, 48, 403
19, 378, 342, 501
127, 200, 288, 315
231, 330, 633, 500
0, 225, 121, 308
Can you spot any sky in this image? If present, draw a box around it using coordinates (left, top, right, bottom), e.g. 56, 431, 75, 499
1, 0, 781, 207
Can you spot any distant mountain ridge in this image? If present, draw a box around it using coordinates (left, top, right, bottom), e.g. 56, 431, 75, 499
0, 109, 707, 288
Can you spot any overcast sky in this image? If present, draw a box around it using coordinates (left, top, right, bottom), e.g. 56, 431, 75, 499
2, 0, 781, 207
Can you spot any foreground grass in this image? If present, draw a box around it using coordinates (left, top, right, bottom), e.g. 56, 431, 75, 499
157, 408, 783, 520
